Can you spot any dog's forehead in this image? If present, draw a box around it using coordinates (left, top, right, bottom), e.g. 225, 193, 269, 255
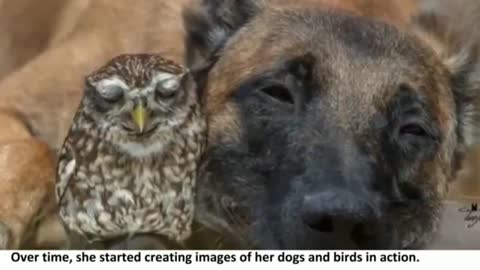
208, 8, 455, 133
220, 9, 422, 75
210, 10, 416, 97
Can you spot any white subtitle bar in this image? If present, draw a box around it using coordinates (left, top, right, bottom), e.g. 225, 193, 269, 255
0, 250, 477, 269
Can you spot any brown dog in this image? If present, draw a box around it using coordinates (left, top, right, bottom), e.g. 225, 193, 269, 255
183, 0, 480, 249
0, 0, 191, 249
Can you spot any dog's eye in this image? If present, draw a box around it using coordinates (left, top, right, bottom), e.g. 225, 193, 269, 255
399, 123, 428, 137
259, 85, 294, 105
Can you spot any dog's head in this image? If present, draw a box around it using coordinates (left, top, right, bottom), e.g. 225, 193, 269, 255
185, 0, 480, 249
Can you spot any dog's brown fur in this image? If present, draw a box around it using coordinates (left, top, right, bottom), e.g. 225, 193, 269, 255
268, 0, 417, 30
0, 0, 192, 249
413, 0, 480, 201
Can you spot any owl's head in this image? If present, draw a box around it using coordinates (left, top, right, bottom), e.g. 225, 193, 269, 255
81, 54, 199, 148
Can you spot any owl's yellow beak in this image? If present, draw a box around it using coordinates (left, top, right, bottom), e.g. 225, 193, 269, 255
131, 104, 147, 133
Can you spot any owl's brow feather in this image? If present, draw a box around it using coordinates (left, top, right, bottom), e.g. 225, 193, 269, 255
87, 54, 186, 88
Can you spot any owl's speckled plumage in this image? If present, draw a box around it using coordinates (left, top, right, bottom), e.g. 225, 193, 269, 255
55, 54, 207, 245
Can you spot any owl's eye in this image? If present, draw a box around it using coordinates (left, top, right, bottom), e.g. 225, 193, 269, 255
155, 78, 180, 99
98, 85, 124, 102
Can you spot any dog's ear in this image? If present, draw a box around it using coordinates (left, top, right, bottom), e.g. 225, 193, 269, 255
411, 0, 480, 147
183, 0, 263, 69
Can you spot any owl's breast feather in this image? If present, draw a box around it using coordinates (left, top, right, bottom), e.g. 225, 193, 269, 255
58, 137, 201, 243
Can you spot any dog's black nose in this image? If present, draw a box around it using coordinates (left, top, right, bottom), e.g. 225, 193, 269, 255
301, 189, 381, 248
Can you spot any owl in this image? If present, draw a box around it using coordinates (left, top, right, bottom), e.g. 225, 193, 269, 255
55, 54, 207, 247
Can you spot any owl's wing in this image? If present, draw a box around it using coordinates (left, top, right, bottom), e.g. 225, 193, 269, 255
56, 139, 78, 205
